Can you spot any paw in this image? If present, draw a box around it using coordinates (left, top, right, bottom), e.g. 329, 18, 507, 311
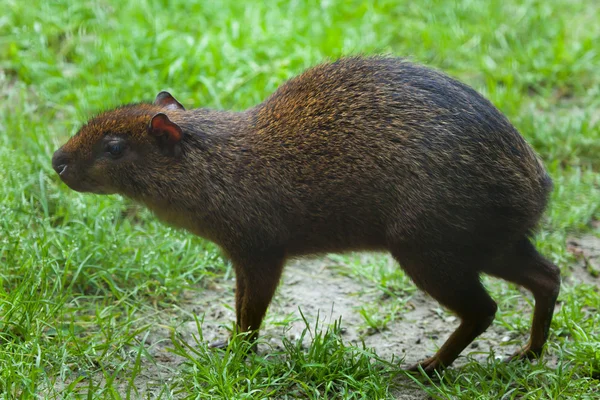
208, 338, 229, 349
406, 357, 445, 375
505, 345, 543, 363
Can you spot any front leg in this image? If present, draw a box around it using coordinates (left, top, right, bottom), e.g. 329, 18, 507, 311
235, 272, 246, 330
233, 249, 286, 346
208, 249, 286, 349
209, 272, 248, 350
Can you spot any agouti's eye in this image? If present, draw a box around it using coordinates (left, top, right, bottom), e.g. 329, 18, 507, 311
106, 142, 125, 158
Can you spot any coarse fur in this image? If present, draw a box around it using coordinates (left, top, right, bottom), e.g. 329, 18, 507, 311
53, 56, 561, 373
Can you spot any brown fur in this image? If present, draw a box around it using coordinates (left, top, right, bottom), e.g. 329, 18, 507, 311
53, 56, 560, 373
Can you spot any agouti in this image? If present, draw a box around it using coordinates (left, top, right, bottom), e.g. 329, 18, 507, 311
52, 56, 560, 373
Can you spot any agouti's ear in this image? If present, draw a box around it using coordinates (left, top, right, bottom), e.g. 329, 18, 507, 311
149, 113, 183, 146
154, 91, 185, 111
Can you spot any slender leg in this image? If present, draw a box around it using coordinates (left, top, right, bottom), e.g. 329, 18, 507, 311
208, 273, 247, 349
484, 237, 561, 360
391, 249, 497, 374
209, 249, 286, 349
235, 273, 247, 329
232, 249, 286, 345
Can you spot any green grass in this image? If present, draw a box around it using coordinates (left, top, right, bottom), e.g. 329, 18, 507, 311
169, 314, 404, 399
1, 0, 600, 398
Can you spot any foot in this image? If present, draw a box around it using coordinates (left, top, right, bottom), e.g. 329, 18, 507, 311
208, 337, 258, 355
208, 338, 229, 349
505, 345, 542, 362
406, 356, 445, 375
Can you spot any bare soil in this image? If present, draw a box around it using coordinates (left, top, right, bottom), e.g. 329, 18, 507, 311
63, 234, 600, 399
566, 234, 600, 285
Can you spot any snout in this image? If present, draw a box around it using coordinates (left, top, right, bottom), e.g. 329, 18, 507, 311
52, 147, 83, 191
51, 147, 106, 194
52, 148, 70, 177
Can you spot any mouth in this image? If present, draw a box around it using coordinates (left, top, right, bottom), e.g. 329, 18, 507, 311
57, 174, 110, 194
52, 150, 114, 195
56, 163, 68, 176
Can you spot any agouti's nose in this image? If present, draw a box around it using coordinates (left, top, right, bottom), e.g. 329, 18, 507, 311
52, 149, 70, 176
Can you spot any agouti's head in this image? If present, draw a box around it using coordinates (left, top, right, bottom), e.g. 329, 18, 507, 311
52, 92, 186, 197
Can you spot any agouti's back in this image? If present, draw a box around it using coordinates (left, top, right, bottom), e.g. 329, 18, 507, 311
210, 57, 552, 255
53, 56, 560, 373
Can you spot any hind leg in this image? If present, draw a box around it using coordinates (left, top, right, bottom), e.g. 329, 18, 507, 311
484, 237, 561, 360
391, 249, 497, 373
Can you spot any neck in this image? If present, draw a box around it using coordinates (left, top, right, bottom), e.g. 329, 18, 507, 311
133, 108, 253, 242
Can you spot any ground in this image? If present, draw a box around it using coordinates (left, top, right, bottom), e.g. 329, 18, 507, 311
48, 235, 600, 398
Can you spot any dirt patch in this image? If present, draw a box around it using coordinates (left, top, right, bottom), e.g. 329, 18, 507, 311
566, 234, 600, 285
110, 254, 535, 399
55, 236, 600, 398
257, 257, 512, 367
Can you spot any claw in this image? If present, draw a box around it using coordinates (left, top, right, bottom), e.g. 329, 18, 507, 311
208, 339, 229, 349
505, 345, 542, 363
406, 357, 445, 376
